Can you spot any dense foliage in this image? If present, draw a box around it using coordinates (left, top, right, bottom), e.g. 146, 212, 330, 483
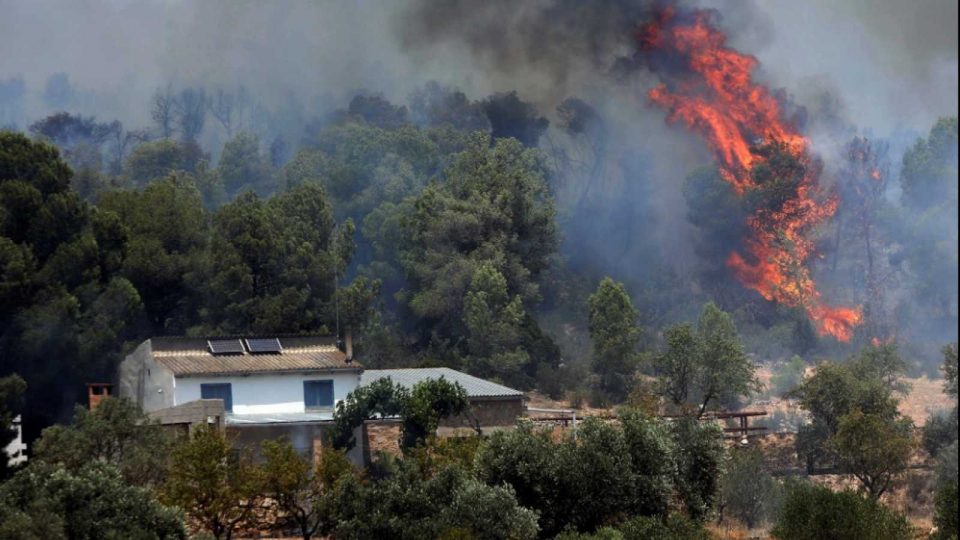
331, 376, 469, 451
655, 302, 760, 417
0, 79, 956, 538
0, 462, 185, 540
474, 411, 723, 536
770, 481, 913, 540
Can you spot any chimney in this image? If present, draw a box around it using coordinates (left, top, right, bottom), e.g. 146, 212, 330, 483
344, 328, 354, 363
87, 383, 113, 410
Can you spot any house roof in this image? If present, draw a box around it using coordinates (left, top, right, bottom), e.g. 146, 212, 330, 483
148, 335, 361, 377
360, 367, 525, 399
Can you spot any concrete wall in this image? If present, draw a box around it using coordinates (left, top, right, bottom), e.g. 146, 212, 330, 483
174, 371, 361, 414
116, 340, 175, 413
149, 399, 225, 430
225, 423, 365, 466
227, 423, 328, 456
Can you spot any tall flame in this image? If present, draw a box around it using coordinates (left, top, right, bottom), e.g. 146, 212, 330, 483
639, 7, 861, 341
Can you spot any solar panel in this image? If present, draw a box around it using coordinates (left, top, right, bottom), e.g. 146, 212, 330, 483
245, 337, 282, 354
208, 339, 245, 355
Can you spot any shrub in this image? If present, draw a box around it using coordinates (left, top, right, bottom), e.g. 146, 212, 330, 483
771, 481, 912, 540
922, 408, 958, 458
719, 447, 782, 528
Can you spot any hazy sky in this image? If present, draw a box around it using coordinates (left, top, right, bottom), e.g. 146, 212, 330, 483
1, 0, 955, 137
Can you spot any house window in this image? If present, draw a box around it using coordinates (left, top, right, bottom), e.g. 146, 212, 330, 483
303, 380, 334, 410
200, 383, 233, 413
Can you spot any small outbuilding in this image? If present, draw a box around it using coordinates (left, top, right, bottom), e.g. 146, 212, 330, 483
360, 367, 527, 433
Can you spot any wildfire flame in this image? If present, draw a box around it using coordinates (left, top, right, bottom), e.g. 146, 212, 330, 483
639, 7, 862, 341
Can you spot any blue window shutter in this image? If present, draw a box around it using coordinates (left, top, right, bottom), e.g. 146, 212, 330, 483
200, 383, 233, 412
303, 380, 334, 409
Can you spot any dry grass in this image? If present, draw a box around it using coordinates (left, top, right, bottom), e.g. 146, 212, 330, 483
898, 376, 952, 426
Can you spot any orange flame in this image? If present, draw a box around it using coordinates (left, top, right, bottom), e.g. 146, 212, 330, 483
641, 8, 861, 341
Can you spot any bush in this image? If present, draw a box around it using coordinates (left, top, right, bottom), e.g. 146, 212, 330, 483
0, 462, 184, 539
553, 515, 708, 540
770, 356, 806, 396
922, 408, 958, 458
933, 442, 958, 540
475, 414, 690, 537
329, 462, 538, 540
933, 481, 958, 540
569, 389, 588, 409
671, 417, 725, 522
618, 514, 709, 540
719, 447, 782, 528
536, 363, 566, 400
770, 481, 913, 540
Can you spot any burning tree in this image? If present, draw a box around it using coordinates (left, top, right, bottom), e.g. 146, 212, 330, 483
637, 6, 861, 341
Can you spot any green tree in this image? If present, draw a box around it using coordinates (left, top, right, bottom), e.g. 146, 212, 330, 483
923, 408, 958, 458
475, 413, 692, 536
97, 174, 209, 334
925, 343, 959, 459
161, 426, 262, 540
32, 397, 172, 487
656, 302, 758, 417
933, 442, 958, 540
463, 263, 530, 386
473, 421, 564, 535
553, 417, 642, 533
203, 183, 357, 334
259, 439, 354, 540
124, 139, 203, 187
587, 278, 640, 403
944, 343, 958, 399
331, 377, 409, 450
771, 481, 912, 540
790, 347, 906, 471
0, 462, 185, 539
934, 480, 958, 540
330, 377, 468, 451
896, 117, 958, 341
217, 131, 274, 197
618, 408, 675, 517
900, 117, 958, 211
400, 377, 470, 449
671, 417, 726, 522
399, 133, 558, 376
328, 461, 538, 540
719, 447, 782, 529
770, 355, 806, 396
849, 342, 910, 394
829, 410, 913, 499
2, 132, 144, 440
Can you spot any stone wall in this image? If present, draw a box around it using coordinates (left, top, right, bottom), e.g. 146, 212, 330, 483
362, 419, 403, 463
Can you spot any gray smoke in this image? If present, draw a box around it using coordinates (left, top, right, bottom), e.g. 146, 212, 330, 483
1, 0, 956, 356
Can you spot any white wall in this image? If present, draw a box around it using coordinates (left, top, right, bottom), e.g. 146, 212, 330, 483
4, 415, 26, 467
174, 371, 361, 415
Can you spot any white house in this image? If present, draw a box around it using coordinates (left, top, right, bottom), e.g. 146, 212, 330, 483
117, 335, 362, 456
117, 334, 528, 463
4, 414, 27, 467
